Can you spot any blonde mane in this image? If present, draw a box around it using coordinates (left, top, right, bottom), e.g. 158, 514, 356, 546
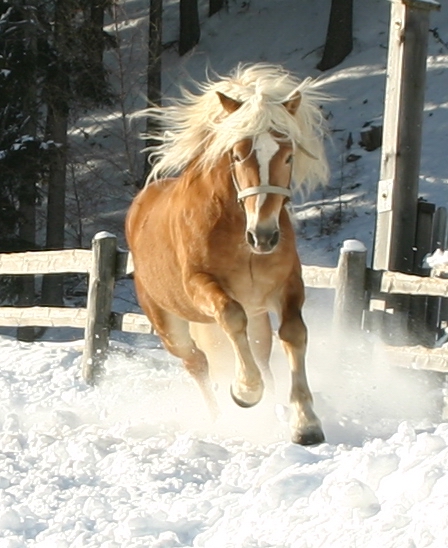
143, 63, 330, 192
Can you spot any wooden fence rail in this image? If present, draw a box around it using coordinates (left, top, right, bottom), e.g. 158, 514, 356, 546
2, 233, 448, 384
0, 249, 92, 274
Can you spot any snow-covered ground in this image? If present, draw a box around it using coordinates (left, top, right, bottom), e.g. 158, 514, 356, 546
0, 331, 446, 548
2, 0, 448, 546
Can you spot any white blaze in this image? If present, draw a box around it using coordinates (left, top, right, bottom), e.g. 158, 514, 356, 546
252, 133, 279, 212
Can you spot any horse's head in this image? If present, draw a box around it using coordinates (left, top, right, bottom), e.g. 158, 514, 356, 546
218, 91, 300, 255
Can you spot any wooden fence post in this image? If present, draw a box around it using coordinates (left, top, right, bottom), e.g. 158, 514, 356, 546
409, 201, 436, 345
443, 379, 448, 421
430, 207, 448, 335
334, 240, 367, 333
432, 207, 448, 251
373, 0, 440, 274
82, 232, 117, 384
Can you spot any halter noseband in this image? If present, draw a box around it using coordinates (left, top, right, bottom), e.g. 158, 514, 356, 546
236, 185, 292, 201
230, 159, 293, 203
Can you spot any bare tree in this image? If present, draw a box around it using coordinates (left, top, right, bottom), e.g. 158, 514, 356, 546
209, 0, 224, 17
143, 0, 163, 184
90, 0, 108, 70
317, 0, 353, 71
179, 0, 200, 55
17, 3, 39, 340
147, 0, 162, 107
40, 0, 71, 306
41, 0, 114, 305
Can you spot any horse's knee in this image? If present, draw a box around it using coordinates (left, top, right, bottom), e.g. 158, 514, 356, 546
219, 300, 247, 334
183, 347, 209, 378
166, 340, 210, 381
279, 312, 307, 347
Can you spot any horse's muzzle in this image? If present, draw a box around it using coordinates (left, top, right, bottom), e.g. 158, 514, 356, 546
246, 227, 280, 254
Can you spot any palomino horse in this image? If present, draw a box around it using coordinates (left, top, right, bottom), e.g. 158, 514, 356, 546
126, 64, 329, 445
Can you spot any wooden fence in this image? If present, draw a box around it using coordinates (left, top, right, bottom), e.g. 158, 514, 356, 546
2, 231, 448, 385
0, 232, 152, 384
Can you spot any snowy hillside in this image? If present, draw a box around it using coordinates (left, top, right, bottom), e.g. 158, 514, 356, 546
73, 0, 448, 265
1, 0, 448, 546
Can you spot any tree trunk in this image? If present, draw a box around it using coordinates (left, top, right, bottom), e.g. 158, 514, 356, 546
317, 0, 353, 71
147, 0, 162, 111
90, 0, 107, 70
41, 106, 68, 306
41, 0, 70, 306
17, 1, 38, 341
209, 0, 224, 17
17, 184, 37, 341
143, 0, 163, 184
179, 0, 200, 56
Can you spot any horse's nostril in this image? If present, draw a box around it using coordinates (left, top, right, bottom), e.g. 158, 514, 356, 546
246, 230, 256, 247
246, 228, 279, 251
270, 230, 280, 248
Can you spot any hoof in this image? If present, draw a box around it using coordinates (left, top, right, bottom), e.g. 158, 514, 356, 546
291, 427, 325, 446
230, 385, 261, 408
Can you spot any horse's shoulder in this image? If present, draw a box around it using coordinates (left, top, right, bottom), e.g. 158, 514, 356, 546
130, 178, 176, 208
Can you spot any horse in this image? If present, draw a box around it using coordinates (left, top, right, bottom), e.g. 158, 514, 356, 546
126, 63, 329, 445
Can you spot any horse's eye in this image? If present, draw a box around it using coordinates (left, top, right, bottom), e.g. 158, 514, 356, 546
286, 154, 293, 164
232, 153, 242, 163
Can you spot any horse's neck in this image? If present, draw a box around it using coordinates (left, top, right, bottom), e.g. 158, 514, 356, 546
183, 155, 237, 203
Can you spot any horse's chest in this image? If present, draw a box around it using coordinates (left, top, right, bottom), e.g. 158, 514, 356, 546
214, 256, 287, 312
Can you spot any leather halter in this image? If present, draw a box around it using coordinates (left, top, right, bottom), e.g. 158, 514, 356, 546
236, 184, 292, 201
230, 158, 292, 203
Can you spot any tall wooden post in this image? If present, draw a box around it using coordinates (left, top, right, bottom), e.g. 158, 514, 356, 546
82, 232, 117, 384
373, 0, 440, 274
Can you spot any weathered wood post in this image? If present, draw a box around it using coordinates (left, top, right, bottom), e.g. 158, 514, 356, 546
409, 201, 436, 344
334, 240, 367, 333
372, 0, 440, 340
431, 207, 448, 335
373, 0, 440, 274
82, 232, 117, 384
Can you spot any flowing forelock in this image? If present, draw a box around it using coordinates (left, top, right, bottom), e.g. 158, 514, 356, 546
142, 63, 330, 192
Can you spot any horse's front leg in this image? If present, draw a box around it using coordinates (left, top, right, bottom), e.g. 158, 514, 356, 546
278, 280, 325, 445
248, 313, 275, 393
186, 273, 264, 407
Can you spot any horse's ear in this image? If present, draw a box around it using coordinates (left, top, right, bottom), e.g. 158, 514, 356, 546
217, 91, 242, 114
282, 92, 301, 116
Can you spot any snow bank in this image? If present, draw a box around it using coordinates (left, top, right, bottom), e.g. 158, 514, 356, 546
0, 334, 447, 547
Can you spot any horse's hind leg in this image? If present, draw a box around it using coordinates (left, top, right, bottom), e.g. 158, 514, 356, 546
135, 282, 219, 419
159, 315, 220, 419
278, 277, 325, 446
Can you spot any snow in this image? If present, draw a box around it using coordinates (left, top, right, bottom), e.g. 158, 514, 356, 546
2, 0, 448, 546
0, 334, 446, 547
342, 239, 367, 253
93, 231, 117, 240
424, 248, 448, 269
